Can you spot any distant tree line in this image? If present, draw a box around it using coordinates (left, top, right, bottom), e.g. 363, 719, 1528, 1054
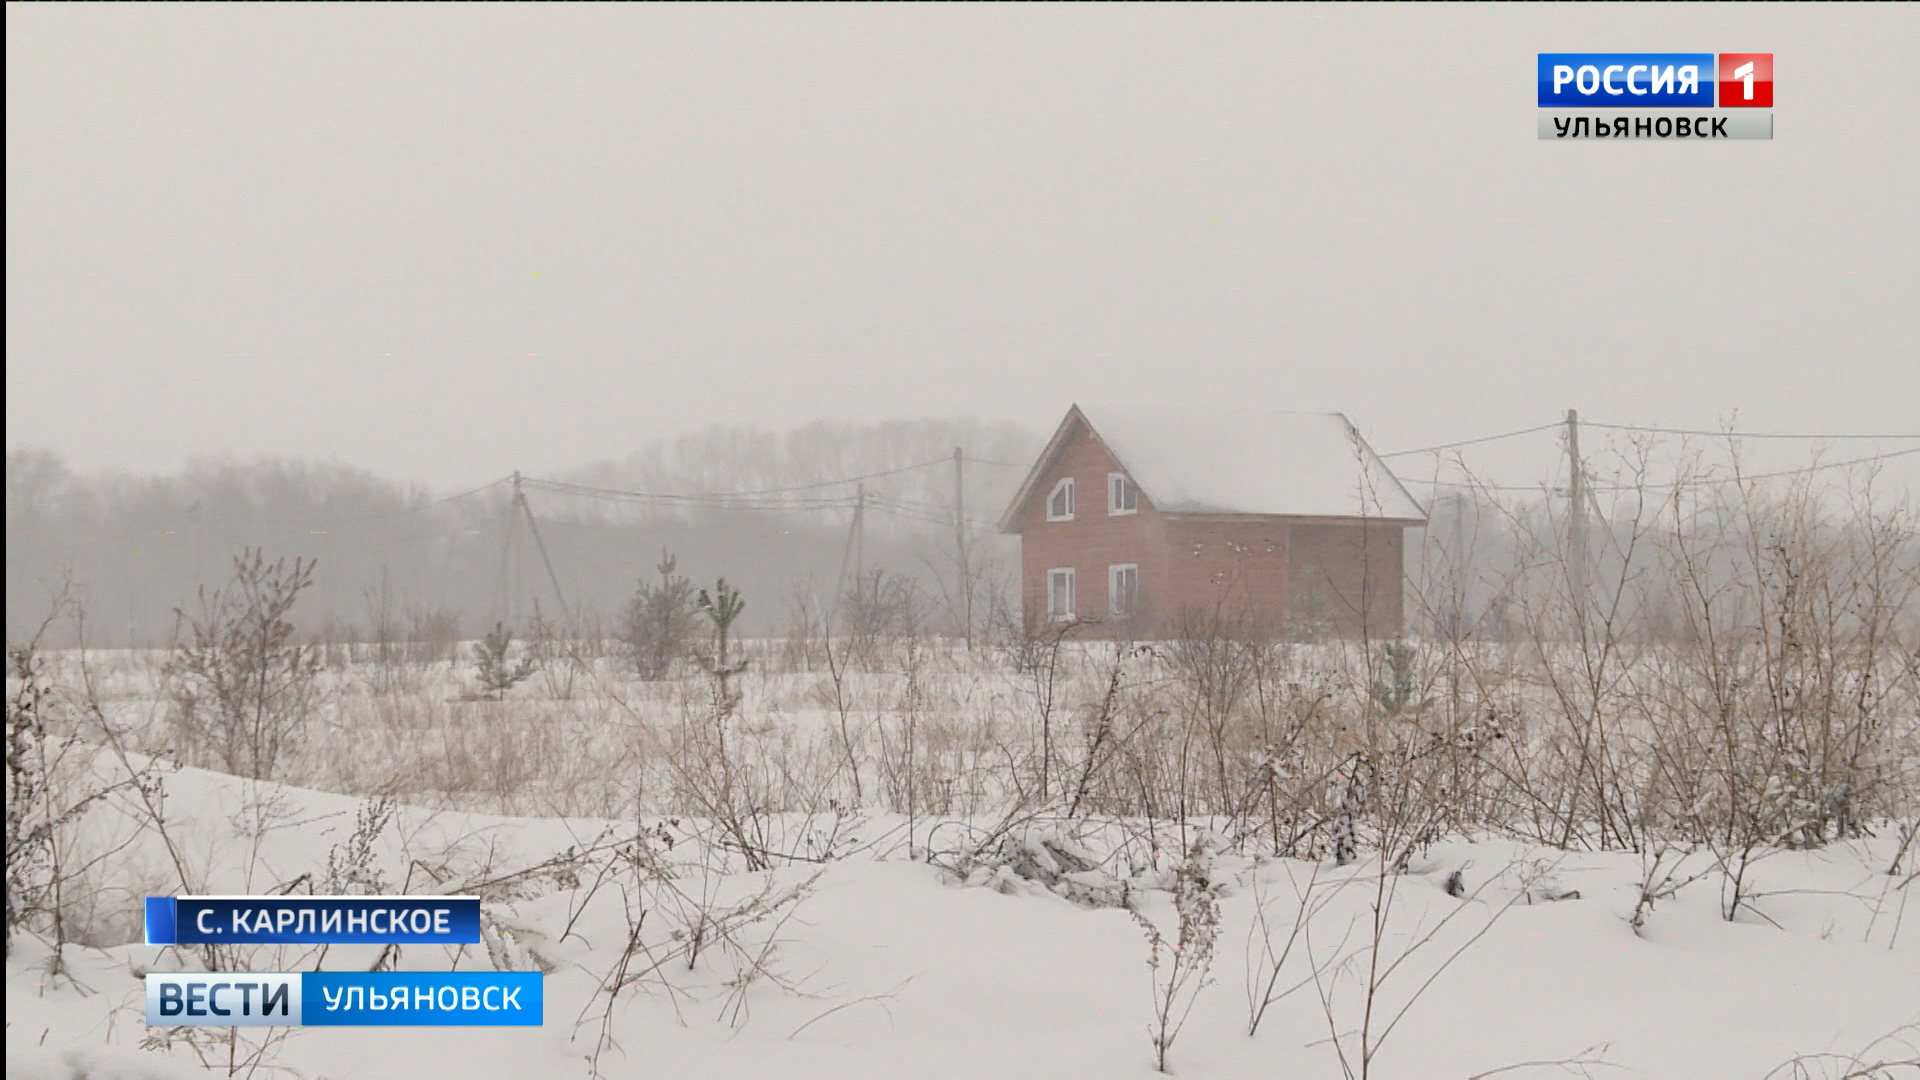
4, 418, 1037, 648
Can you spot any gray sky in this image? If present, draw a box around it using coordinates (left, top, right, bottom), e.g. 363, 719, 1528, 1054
7, 3, 1917, 493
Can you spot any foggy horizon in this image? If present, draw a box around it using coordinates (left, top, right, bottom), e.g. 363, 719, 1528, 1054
8, 4, 1916, 496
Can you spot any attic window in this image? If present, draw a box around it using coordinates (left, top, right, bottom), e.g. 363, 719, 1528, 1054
1108, 473, 1137, 515
1047, 478, 1075, 521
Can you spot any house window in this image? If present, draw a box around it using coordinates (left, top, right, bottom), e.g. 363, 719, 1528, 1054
1108, 473, 1137, 515
1109, 564, 1138, 617
1047, 478, 1075, 521
1047, 568, 1076, 620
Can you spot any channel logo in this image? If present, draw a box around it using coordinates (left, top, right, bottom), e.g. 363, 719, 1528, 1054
1537, 53, 1773, 108
1717, 53, 1773, 107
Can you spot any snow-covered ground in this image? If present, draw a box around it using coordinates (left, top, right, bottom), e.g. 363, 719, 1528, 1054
7, 753, 1917, 1080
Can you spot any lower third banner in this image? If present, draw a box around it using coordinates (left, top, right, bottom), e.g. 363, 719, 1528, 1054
145, 972, 543, 1027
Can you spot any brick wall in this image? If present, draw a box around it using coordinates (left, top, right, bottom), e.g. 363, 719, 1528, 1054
1012, 419, 1410, 639
1015, 421, 1167, 636
1288, 521, 1406, 638
1159, 517, 1291, 637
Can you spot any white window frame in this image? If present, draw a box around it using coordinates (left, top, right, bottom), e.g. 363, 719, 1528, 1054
1046, 477, 1075, 522
1047, 568, 1076, 621
1108, 564, 1139, 618
1108, 473, 1137, 516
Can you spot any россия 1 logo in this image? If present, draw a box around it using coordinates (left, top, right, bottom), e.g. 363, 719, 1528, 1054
1538, 54, 1776, 108
1537, 52, 1773, 140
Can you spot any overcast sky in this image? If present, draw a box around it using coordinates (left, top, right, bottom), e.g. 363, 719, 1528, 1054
7, 4, 1916, 493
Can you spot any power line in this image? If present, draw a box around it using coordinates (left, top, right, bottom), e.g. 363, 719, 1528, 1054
1391, 445, 1920, 498
286, 472, 518, 522
1587, 446, 1920, 491
518, 456, 951, 505
429, 476, 517, 506
1585, 422, 1920, 441
533, 500, 850, 535
864, 496, 957, 524
868, 494, 954, 514
864, 495, 997, 531
522, 480, 854, 509
1396, 476, 1564, 493
522, 480, 854, 513
1379, 417, 1920, 497
1376, 422, 1563, 459
1378, 419, 1917, 461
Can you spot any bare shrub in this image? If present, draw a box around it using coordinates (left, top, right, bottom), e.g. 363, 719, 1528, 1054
1164, 606, 1270, 815
6, 589, 163, 967
1628, 842, 1711, 937
1632, 463, 1920, 918
166, 549, 322, 780
1245, 858, 1343, 1037
1762, 1022, 1920, 1080
1065, 643, 1143, 819
875, 637, 932, 846
527, 599, 580, 700
321, 797, 395, 896
840, 566, 921, 670
403, 603, 462, 666
1131, 835, 1221, 1073
575, 829, 825, 1077
360, 567, 412, 695
1307, 849, 1537, 1080
816, 614, 867, 805
778, 577, 829, 674
1013, 618, 1084, 808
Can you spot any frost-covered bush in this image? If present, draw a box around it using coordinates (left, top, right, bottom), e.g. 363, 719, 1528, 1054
165, 549, 322, 780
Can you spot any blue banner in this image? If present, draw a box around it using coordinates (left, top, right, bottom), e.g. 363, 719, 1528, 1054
145, 972, 543, 1027
146, 896, 481, 945
1538, 54, 1717, 107
302, 972, 543, 1026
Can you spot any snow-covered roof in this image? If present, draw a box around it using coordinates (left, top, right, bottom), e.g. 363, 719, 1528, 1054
999, 403, 1428, 530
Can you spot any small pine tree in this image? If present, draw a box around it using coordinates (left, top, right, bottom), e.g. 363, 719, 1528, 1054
472, 622, 536, 700
1286, 573, 1336, 642
1370, 638, 1421, 717
1333, 755, 1367, 867
625, 551, 699, 681
695, 579, 750, 719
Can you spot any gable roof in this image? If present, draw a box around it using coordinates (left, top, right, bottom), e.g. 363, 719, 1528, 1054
998, 402, 1428, 531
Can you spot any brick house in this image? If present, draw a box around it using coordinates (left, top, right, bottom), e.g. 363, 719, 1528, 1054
997, 403, 1427, 640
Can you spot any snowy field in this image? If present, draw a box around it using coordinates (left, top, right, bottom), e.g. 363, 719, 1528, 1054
7, 640, 1919, 1080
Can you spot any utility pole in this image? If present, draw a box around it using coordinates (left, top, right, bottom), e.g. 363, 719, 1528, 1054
835, 481, 868, 611
188, 499, 207, 592
1565, 409, 1589, 635
495, 472, 522, 629
1450, 490, 1469, 637
853, 481, 867, 585
954, 447, 972, 651
514, 476, 569, 621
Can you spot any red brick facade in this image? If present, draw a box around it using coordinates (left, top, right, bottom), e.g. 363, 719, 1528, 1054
1009, 417, 1411, 640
